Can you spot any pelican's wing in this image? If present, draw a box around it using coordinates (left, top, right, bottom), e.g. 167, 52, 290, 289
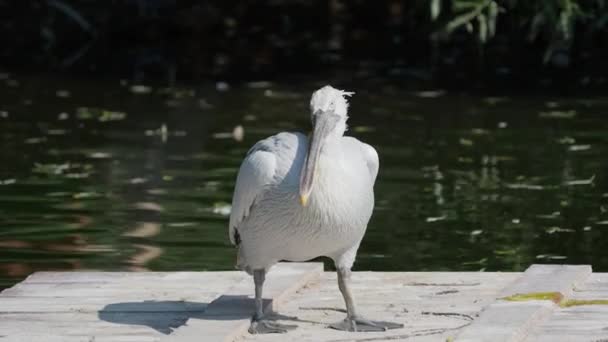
360, 143, 379, 183
228, 142, 277, 245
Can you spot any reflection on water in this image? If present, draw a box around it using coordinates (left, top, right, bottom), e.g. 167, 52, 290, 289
1, 74, 608, 289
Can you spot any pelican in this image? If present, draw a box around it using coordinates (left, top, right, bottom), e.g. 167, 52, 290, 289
229, 85, 403, 333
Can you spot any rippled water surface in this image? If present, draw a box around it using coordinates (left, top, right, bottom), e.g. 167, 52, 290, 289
1, 75, 608, 289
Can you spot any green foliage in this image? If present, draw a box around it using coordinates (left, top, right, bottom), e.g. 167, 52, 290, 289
432, 0, 501, 44
432, 0, 608, 65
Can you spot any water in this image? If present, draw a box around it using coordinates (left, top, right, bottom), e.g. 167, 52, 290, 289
1, 74, 608, 289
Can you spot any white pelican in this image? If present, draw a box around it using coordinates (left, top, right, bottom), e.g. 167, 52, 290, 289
229, 85, 403, 333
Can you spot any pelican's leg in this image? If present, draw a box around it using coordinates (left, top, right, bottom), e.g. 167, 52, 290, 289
330, 267, 404, 332
248, 269, 297, 334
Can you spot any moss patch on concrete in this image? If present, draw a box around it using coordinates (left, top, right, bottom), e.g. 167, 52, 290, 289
501, 292, 564, 304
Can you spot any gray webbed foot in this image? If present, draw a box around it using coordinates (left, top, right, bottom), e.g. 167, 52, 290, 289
249, 320, 297, 334
329, 316, 404, 332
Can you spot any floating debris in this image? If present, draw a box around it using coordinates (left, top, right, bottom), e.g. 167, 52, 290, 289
98, 110, 127, 122
233, 125, 244, 142
536, 211, 560, 219
216, 81, 230, 92
46, 129, 68, 135
563, 175, 595, 187
470, 229, 483, 236
459, 138, 473, 146
545, 226, 575, 234
6, 79, 19, 87
168, 222, 197, 228
213, 202, 232, 216
426, 215, 446, 223
55, 90, 71, 98
498, 121, 507, 128
504, 183, 553, 191
58, 112, 69, 120
568, 144, 592, 152
33, 163, 70, 175
536, 254, 567, 260
539, 110, 576, 119
0, 179, 16, 185
124, 222, 161, 238
88, 152, 112, 159
73, 192, 102, 199
512, 218, 520, 224
25, 137, 47, 144
583, 226, 592, 231
129, 84, 152, 94
247, 81, 273, 88
147, 188, 168, 195
413, 90, 446, 98
129, 178, 147, 185
198, 98, 214, 109
558, 136, 575, 144
0, 111, 8, 118
133, 202, 164, 212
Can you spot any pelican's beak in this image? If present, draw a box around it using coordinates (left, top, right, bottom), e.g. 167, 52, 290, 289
299, 111, 339, 207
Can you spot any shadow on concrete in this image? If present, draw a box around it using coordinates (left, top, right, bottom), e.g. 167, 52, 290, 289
98, 295, 272, 334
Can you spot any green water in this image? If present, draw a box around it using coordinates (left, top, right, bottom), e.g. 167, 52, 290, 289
1, 74, 607, 289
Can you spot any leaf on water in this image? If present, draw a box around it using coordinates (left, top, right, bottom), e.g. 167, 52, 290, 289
147, 188, 168, 195
233, 125, 244, 142
413, 90, 446, 98
88, 152, 112, 159
558, 136, 575, 144
459, 138, 473, 146
247, 81, 273, 89
431, 0, 441, 21
25, 137, 47, 144
545, 226, 575, 234
536, 211, 560, 219
73, 192, 102, 199
133, 202, 164, 212
504, 183, 551, 190
538, 110, 577, 119
568, 144, 591, 152
129, 84, 152, 94
213, 202, 232, 216
56, 90, 71, 98
563, 175, 595, 186
33, 163, 70, 175
426, 215, 446, 223
536, 254, 567, 260
46, 129, 68, 135
98, 110, 127, 122
65, 172, 90, 179
129, 178, 147, 184
168, 222, 198, 227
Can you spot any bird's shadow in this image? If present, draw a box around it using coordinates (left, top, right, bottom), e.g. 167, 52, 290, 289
98, 296, 310, 335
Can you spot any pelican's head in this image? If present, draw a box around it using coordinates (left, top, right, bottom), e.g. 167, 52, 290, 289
300, 85, 354, 206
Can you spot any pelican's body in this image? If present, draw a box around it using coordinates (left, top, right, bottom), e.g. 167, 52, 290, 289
231, 132, 377, 273
229, 86, 402, 333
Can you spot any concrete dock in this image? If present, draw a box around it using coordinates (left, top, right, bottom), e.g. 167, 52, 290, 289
0, 263, 607, 342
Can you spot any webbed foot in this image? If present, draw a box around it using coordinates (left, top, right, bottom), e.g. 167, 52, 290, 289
329, 316, 403, 332
249, 320, 297, 334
